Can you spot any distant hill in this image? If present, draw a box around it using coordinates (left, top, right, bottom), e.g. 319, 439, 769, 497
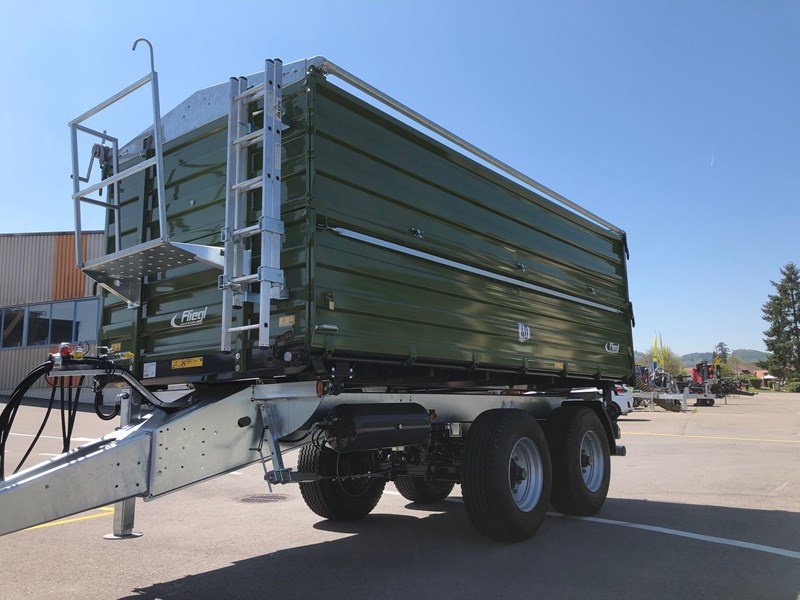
728, 349, 768, 363
634, 349, 767, 367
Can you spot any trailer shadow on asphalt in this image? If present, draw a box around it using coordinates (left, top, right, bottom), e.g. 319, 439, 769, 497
121, 498, 800, 600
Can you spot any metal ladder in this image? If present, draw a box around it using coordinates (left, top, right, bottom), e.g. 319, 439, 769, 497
219, 59, 286, 351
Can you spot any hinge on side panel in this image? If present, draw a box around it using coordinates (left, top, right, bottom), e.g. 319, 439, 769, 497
627, 301, 635, 327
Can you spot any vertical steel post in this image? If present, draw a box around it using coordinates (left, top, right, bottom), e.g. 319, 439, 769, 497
70, 124, 84, 267
220, 78, 239, 352
150, 70, 168, 242
103, 391, 143, 540
112, 138, 121, 252
259, 59, 283, 348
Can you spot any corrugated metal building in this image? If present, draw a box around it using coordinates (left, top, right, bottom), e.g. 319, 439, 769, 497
0, 231, 103, 395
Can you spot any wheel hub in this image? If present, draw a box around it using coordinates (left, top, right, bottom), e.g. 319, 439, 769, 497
507, 437, 543, 512
579, 430, 605, 493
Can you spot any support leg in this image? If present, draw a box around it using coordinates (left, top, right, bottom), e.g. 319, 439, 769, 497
104, 391, 143, 540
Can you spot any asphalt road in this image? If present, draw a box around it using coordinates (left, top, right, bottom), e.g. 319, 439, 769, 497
1, 392, 799, 600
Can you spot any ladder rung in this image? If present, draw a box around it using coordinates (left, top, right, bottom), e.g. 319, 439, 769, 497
228, 324, 261, 333
232, 129, 263, 147
232, 176, 263, 192
233, 224, 260, 238
232, 273, 258, 284
234, 83, 265, 103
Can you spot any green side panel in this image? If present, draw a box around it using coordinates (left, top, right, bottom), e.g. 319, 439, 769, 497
308, 76, 633, 378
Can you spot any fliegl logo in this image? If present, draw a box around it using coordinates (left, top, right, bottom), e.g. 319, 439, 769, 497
170, 306, 209, 329
605, 341, 620, 354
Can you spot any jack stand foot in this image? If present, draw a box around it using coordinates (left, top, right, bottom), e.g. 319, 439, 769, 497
103, 531, 143, 540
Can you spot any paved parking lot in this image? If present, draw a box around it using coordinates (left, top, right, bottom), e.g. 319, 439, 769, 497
1, 392, 799, 599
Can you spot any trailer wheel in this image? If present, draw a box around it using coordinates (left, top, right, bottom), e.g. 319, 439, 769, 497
395, 476, 454, 504
545, 407, 610, 516
298, 445, 385, 520
461, 409, 552, 542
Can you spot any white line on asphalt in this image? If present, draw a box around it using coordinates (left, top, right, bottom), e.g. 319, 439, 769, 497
384, 490, 800, 560
768, 480, 790, 495
229, 471, 244, 476
37, 453, 59, 457
9, 433, 94, 442
553, 513, 800, 560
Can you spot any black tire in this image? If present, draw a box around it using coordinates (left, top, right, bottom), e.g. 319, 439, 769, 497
545, 407, 610, 516
606, 401, 622, 421
298, 444, 385, 520
395, 476, 454, 504
462, 409, 552, 542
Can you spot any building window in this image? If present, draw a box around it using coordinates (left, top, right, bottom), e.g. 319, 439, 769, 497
1, 307, 24, 347
0, 299, 99, 349
26, 304, 51, 346
74, 298, 99, 342
51, 301, 75, 343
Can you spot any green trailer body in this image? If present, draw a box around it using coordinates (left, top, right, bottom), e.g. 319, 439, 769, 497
98, 70, 634, 387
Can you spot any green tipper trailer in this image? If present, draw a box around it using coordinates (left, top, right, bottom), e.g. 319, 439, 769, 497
91, 60, 633, 390
0, 48, 633, 544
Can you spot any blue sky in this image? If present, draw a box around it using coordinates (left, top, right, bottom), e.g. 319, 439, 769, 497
1, 1, 797, 354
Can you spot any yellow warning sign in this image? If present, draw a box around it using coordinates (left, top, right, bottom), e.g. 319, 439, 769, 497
111, 342, 122, 352
171, 357, 204, 369
279, 315, 296, 327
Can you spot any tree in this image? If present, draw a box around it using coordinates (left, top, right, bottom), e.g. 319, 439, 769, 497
714, 342, 730, 363
761, 262, 800, 380
641, 345, 684, 376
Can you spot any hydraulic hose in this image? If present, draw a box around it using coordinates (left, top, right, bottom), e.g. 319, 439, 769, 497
0, 361, 53, 480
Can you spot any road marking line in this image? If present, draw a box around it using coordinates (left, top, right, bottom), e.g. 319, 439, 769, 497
385, 491, 800, 559
9, 433, 94, 442
768, 480, 790, 495
551, 513, 800, 560
26, 506, 114, 531
229, 471, 244, 476
37, 453, 59, 457
625, 431, 800, 444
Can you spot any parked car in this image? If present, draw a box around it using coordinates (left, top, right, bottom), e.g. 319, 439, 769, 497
609, 383, 634, 419
569, 384, 632, 420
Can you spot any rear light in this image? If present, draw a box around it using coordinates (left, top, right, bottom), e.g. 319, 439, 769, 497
615, 385, 624, 394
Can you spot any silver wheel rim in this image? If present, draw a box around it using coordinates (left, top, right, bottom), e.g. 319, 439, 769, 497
508, 437, 544, 512
580, 430, 604, 492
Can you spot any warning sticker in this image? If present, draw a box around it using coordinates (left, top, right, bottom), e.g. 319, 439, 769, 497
111, 342, 122, 352
279, 315, 296, 328
171, 357, 204, 370
143, 362, 156, 379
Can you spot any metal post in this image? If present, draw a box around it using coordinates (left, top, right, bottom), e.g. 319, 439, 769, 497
70, 125, 84, 267
259, 58, 283, 348
151, 70, 168, 242
220, 78, 239, 352
112, 138, 121, 252
103, 390, 143, 540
